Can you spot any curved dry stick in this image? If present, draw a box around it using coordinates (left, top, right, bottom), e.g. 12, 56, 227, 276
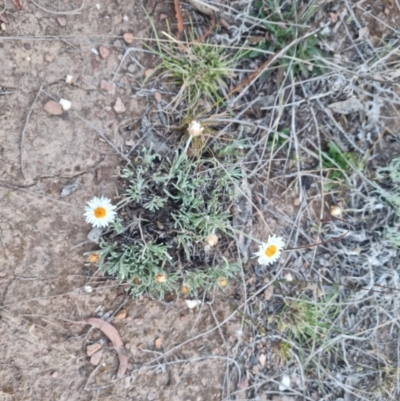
82, 318, 128, 378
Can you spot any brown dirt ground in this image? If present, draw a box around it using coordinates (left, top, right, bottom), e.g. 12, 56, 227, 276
0, 1, 242, 400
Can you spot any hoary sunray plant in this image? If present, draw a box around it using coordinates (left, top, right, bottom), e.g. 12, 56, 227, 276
97, 134, 245, 299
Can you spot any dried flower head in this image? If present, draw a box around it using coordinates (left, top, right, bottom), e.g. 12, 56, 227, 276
155, 273, 167, 284
84, 196, 116, 228
255, 235, 285, 266
188, 120, 204, 137
218, 277, 228, 288
205, 233, 219, 247
330, 205, 343, 217
181, 284, 190, 295
88, 253, 100, 264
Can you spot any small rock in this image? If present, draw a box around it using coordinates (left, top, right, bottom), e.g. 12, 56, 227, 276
90, 349, 103, 366
159, 14, 168, 21
279, 374, 291, 391
127, 64, 136, 73
88, 226, 104, 243
87, 343, 102, 356
123, 32, 134, 44
144, 69, 152, 77
45, 53, 54, 62
100, 79, 116, 95
123, 15, 129, 21
0, 23, 6, 31
23, 43, 31, 50
238, 378, 249, 390
154, 337, 162, 349
51, 371, 59, 378
60, 181, 79, 197
258, 353, 267, 367
59, 98, 72, 111
84, 285, 93, 294
284, 272, 294, 282
43, 100, 63, 115
113, 39, 124, 49
99, 46, 110, 59
113, 97, 126, 114
147, 392, 156, 401
57, 17, 67, 26
65, 75, 73, 84
91, 48, 99, 56
115, 309, 127, 319
185, 299, 201, 309
0, 271, 7, 278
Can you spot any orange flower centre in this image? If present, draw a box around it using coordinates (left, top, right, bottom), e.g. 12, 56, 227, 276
265, 245, 277, 258
94, 206, 107, 219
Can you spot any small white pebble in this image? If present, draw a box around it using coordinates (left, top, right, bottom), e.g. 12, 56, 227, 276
284, 272, 294, 282
91, 48, 99, 56
59, 98, 72, 111
278, 374, 291, 391
65, 75, 73, 84
185, 300, 201, 309
95, 3, 100, 10
123, 15, 129, 21
26, 57, 31, 61
84, 285, 93, 294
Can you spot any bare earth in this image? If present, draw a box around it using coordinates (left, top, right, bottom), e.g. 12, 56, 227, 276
0, 1, 241, 400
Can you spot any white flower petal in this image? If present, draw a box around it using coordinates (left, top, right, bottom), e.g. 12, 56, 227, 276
254, 235, 285, 266
84, 196, 117, 228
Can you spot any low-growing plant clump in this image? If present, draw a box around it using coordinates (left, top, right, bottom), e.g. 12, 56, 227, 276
97, 136, 246, 299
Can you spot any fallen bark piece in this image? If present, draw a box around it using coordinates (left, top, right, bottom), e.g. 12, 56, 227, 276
90, 349, 103, 365
87, 343, 102, 357
44, 100, 63, 115
84, 318, 128, 378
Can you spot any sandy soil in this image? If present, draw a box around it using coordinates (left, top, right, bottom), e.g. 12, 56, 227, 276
0, 2, 242, 400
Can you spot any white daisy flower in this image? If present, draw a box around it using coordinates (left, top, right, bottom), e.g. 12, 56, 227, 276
188, 120, 204, 137
84, 196, 117, 228
255, 235, 285, 266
